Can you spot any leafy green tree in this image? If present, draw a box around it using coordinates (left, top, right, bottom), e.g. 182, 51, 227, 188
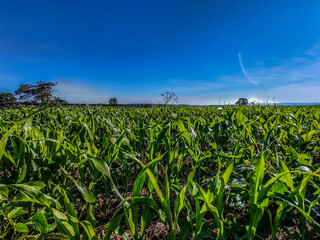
109, 97, 118, 106
235, 98, 248, 105
14, 84, 35, 103
15, 81, 62, 104
0, 93, 17, 107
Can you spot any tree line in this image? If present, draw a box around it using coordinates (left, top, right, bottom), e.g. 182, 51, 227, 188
0, 81, 182, 108
1, 80, 249, 107
0, 81, 67, 107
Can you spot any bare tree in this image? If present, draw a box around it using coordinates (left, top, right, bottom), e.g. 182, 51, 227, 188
160, 92, 179, 106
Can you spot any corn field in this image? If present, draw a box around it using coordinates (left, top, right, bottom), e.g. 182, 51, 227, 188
1, 105, 320, 239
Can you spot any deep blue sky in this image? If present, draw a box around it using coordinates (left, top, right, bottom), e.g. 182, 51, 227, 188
1, 0, 320, 104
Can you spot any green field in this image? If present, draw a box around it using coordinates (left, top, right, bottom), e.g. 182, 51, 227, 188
1, 105, 320, 239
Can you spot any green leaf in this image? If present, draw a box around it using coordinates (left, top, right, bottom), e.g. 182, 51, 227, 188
53, 209, 75, 239
221, 160, 234, 185
194, 231, 213, 240
42, 233, 69, 239
52, 209, 68, 221
298, 153, 313, 167
0, 185, 9, 200
140, 205, 154, 238
273, 193, 320, 226
268, 182, 288, 197
60, 221, 75, 238
62, 191, 80, 239
73, 180, 95, 203
250, 154, 265, 204
104, 214, 123, 240
10, 183, 50, 208
32, 212, 49, 234
80, 220, 97, 240
306, 129, 318, 141
15, 222, 29, 233
0, 106, 45, 161
24, 181, 47, 189
175, 186, 187, 215
0, 128, 17, 162
125, 153, 165, 202
287, 146, 298, 161
3, 151, 15, 165
178, 217, 191, 240
258, 170, 320, 202
16, 163, 27, 183
89, 158, 124, 202
7, 207, 28, 219
279, 160, 294, 190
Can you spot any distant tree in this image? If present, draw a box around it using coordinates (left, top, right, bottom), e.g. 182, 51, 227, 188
15, 81, 57, 104
235, 98, 249, 105
160, 92, 179, 106
0, 93, 17, 107
109, 97, 118, 106
53, 97, 68, 105
14, 84, 35, 103
36, 81, 56, 104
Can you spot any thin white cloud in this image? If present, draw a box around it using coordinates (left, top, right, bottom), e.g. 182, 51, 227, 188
238, 53, 258, 86
248, 44, 320, 85
55, 80, 110, 104
218, 45, 320, 89
116, 95, 158, 104
54, 79, 320, 105
178, 81, 320, 104
256, 82, 320, 103
52, 44, 320, 105
160, 79, 226, 93
55, 79, 159, 104
248, 61, 320, 84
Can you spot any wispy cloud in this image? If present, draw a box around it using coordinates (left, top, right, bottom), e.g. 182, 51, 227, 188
179, 45, 320, 104
254, 81, 320, 103
238, 53, 258, 86
52, 44, 320, 104
216, 45, 320, 88
55, 80, 110, 104
116, 95, 158, 104
159, 79, 226, 94
245, 45, 320, 86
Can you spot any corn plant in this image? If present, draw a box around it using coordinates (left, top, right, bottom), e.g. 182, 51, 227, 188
1, 105, 320, 239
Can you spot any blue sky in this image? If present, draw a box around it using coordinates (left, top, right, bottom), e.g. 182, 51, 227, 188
0, 0, 320, 104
